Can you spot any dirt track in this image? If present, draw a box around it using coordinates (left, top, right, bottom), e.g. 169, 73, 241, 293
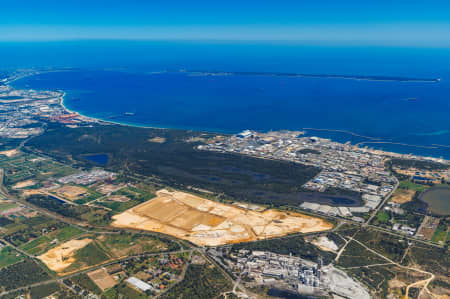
112, 189, 333, 246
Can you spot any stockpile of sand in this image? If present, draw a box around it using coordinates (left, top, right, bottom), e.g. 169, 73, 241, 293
112, 189, 333, 246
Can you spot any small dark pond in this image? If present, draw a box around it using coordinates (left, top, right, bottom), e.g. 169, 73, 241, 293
85, 154, 109, 165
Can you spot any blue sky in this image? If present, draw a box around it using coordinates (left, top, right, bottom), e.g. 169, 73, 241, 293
1, 0, 450, 46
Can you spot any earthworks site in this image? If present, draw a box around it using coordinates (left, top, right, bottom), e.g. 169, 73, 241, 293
112, 189, 333, 246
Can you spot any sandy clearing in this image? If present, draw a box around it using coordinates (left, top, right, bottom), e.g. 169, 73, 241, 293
12, 179, 36, 189
112, 189, 333, 246
148, 137, 166, 143
55, 185, 88, 200
0, 149, 19, 157
391, 189, 415, 204
38, 238, 92, 272
109, 195, 130, 202
311, 236, 339, 252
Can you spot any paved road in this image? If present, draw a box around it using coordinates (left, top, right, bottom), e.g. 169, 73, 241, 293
365, 175, 399, 225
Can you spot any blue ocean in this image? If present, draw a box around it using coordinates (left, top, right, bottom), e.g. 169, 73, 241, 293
4, 41, 450, 158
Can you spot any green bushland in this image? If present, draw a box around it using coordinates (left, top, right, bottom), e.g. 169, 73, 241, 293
65, 241, 110, 273
376, 210, 390, 224
0, 246, 24, 269
29, 283, 60, 299
335, 223, 360, 238
26, 194, 92, 219
106, 282, 148, 299
20, 236, 51, 255
25, 123, 364, 207
70, 273, 103, 295
407, 244, 449, 275
431, 229, 447, 243
231, 235, 336, 265
389, 158, 449, 171
3, 215, 66, 247
97, 232, 177, 256
161, 264, 232, 299
25, 194, 113, 225
0, 216, 13, 226
0, 259, 52, 292
336, 240, 387, 268
347, 265, 397, 298
54, 226, 84, 240
432, 218, 449, 244
354, 229, 408, 263
20, 226, 84, 255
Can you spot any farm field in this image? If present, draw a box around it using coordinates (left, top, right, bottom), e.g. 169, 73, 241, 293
112, 189, 333, 246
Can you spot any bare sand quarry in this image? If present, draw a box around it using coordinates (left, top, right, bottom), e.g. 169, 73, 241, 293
38, 238, 92, 273
112, 189, 333, 246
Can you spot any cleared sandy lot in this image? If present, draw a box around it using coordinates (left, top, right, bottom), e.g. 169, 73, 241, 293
109, 195, 130, 202
12, 179, 36, 189
112, 189, 333, 246
0, 149, 19, 157
38, 238, 92, 272
391, 189, 415, 204
55, 185, 88, 201
88, 268, 118, 291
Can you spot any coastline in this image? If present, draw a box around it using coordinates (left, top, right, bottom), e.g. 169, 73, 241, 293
58, 93, 450, 163
9, 69, 450, 161
58, 91, 229, 134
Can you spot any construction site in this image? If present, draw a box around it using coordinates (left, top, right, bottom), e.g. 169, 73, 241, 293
112, 189, 333, 246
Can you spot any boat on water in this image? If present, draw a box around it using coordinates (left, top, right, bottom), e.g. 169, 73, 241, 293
124, 112, 135, 116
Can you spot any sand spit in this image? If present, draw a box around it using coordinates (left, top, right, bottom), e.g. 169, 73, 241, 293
112, 189, 333, 246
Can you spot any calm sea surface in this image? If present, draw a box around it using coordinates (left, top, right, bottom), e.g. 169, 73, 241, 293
5, 41, 450, 158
